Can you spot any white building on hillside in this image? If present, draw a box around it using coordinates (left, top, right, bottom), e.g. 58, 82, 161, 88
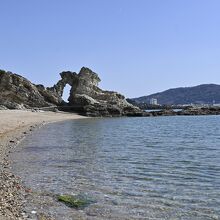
150, 98, 158, 105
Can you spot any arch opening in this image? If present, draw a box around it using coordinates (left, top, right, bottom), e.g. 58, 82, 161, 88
62, 84, 71, 103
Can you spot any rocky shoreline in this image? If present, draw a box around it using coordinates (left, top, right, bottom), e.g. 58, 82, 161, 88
143, 107, 220, 117
1, 109, 220, 219
0, 124, 40, 219
0, 110, 86, 220
1, 123, 60, 220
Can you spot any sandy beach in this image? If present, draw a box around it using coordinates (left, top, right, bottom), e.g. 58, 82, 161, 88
0, 110, 86, 220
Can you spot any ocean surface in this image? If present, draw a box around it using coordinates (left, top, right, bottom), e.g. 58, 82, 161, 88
12, 116, 220, 219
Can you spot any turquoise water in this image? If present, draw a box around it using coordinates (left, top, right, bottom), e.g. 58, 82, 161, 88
12, 116, 220, 219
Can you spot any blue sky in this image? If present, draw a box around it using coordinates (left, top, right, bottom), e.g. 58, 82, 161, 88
1, 0, 220, 99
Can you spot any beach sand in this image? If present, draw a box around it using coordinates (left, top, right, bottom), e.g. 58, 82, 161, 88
0, 110, 86, 220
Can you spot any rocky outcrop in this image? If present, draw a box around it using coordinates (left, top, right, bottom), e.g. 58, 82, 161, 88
0, 68, 143, 116
56, 67, 142, 116
0, 70, 54, 109
178, 107, 220, 116
142, 107, 220, 117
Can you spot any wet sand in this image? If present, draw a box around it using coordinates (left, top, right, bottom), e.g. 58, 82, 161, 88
0, 110, 86, 220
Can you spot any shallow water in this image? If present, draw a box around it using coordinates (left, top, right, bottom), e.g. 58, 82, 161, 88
12, 116, 220, 219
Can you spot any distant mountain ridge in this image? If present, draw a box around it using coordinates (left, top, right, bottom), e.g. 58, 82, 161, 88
132, 84, 220, 105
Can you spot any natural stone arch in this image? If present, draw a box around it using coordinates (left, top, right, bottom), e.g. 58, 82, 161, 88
62, 84, 71, 103
53, 67, 101, 105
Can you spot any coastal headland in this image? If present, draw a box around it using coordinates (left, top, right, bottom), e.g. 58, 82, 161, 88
0, 110, 86, 219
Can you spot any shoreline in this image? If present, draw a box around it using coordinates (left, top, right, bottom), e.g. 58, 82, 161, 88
1, 110, 219, 219
0, 110, 87, 220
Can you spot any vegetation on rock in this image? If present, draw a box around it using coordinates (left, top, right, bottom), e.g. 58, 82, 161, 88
57, 194, 89, 208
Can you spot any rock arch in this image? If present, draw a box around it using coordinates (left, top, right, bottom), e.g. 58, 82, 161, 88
0, 67, 142, 116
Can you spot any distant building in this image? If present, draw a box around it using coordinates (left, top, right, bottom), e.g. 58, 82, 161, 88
150, 98, 158, 105
213, 103, 220, 107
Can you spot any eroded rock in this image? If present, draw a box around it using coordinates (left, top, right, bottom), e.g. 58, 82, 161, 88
0, 68, 142, 116
0, 70, 54, 108
58, 67, 142, 116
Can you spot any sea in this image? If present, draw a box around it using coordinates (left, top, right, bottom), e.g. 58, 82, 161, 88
11, 116, 220, 219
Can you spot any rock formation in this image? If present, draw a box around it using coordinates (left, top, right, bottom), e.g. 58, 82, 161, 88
0, 70, 54, 109
56, 67, 142, 116
0, 68, 143, 116
2, 68, 220, 117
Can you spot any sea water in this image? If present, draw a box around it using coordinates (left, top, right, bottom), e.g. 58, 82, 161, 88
11, 116, 220, 219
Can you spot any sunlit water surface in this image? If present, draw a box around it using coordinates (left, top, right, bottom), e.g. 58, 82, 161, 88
12, 116, 220, 219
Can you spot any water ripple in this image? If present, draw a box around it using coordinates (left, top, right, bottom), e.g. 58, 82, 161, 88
11, 116, 220, 219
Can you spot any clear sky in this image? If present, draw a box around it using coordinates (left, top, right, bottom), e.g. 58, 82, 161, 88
1, 0, 220, 99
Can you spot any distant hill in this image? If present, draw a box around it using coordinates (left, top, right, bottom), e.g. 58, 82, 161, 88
132, 84, 220, 105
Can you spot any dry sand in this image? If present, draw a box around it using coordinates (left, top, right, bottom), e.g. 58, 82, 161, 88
0, 110, 85, 138
0, 110, 86, 220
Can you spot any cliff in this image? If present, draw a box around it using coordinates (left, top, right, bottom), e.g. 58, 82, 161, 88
0, 70, 54, 109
